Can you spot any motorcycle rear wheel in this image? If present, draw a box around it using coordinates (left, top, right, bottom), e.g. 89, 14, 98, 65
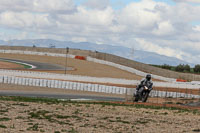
133, 95, 139, 102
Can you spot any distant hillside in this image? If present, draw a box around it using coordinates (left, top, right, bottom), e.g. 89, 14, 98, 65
0, 39, 194, 66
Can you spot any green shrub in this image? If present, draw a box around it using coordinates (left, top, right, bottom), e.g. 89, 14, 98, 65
194, 64, 200, 73
161, 64, 171, 70
175, 64, 185, 72
184, 64, 190, 72
175, 64, 191, 72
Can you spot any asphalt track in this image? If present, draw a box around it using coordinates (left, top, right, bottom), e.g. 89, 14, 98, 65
0, 58, 124, 102
0, 58, 73, 70
0, 91, 125, 101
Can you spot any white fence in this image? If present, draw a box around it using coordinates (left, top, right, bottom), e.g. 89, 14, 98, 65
127, 88, 200, 99
0, 69, 200, 89
1, 75, 199, 99
1, 75, 200, 98
0, 75, 126, 95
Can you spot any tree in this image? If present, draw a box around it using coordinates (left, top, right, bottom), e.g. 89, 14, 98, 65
175, 64, 185, 72
184, 64, 190, 72
161, 64, 171, 70
194, 64, 200, 73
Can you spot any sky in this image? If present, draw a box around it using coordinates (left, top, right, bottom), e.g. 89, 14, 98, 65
0, 0, 200, 63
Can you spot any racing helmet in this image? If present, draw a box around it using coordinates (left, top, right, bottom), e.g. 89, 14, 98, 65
146, 74, 151, 81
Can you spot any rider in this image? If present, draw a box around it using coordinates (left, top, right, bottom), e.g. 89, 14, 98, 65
136, 74, 153, 96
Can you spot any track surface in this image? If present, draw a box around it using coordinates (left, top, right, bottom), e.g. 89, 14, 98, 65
0, 58, 72, 70
0, 91, 124, 101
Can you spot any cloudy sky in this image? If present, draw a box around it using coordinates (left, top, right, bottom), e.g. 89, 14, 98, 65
0, 0, 200, 63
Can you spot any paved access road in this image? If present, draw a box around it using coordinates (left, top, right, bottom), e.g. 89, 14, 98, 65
0, 91, 124, 101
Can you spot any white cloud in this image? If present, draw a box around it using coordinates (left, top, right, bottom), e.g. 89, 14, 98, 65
135, 38, 185, 60
83, 0, 110, 10
0, 11, 53, 29
193, 25, 200, 31
0, 0, 76, 13
118, 0, 161, 30
71, 37, 87, 42
173, 0, 200, 3
33, 0, 76, 13
153, 21, 175, 36
0, 0, 200, 63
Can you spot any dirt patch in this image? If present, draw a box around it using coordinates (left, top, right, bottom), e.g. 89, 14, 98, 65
147, 97, 200, 108
0, 61, 24, 69
0, 98, 199, 132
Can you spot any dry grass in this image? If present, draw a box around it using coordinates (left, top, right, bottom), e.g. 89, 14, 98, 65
0, 61, 24, 69
0, 53, 143, 80
0, 97, 199, 133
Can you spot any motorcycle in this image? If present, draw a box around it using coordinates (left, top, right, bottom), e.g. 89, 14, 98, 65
133, 85, 152, 102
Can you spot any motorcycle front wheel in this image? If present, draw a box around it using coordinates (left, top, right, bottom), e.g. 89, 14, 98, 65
142, 92, 149, 102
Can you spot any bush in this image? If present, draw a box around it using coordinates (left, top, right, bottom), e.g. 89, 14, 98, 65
194, 64, 200, 73
184, 64, 190, 72
161, 64, 171, 70
175, 64, 191, 72
175, 64, 185, 72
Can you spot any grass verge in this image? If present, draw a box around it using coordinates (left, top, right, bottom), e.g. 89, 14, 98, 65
0, 96, 199, 114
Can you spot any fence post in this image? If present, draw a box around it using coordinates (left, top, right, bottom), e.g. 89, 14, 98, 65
186, 88, 188, 99
190, 89, 193, 99
199, 88, 200, 102
156, 90, 159, 104
125, 88, 128, 102
165, 87, 168, 104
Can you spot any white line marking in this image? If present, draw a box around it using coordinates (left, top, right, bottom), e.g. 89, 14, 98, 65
70, 99, 93, 101
0, 59, 37, 69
